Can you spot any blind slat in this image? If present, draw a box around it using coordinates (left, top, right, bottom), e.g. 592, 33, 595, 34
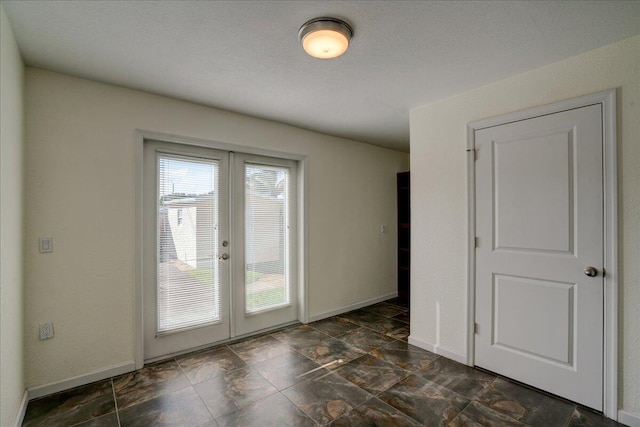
157, 154, 221, 333
244, 163, 291, 313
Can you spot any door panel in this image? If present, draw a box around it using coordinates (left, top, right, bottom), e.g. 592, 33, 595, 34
233, 153, 298, 336
493, 130, 573, 253
475, 104, 603, 410
492, 274, 575, 365
144, 141, 230, 360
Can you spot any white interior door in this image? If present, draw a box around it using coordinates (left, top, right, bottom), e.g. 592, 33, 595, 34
143, 142, 298, 360
474, 104, 604, 410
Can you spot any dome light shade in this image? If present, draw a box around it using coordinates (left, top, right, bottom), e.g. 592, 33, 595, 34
299, 17, 353, 59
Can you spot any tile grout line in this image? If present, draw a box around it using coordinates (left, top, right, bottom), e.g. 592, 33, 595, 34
225, 339, 325, 424
267, 316, 402, 369
198, 342, 318, 424
335, 312, 409, 340
223, 340, 292, 406
267, 332, 345, 375
110, 377, 122, 427
372, 368, 412, 397
172, 355, 207, 391
261, 328, 375, 426
179, 353, 233, 424
275, 332, 412, 425
174, 355, 195, 385
192, 380, 220, 424
365, 387, 427, 427
278, 389, 322, 426
229, 340, 317, 406
183, 345, 250, 386
226, 336, 300, 367
269, 325, 362, 370
301, 313, 412, 368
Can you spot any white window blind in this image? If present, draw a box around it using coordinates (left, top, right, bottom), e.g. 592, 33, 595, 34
157, 154, 220, 334
244, 163, 291, 313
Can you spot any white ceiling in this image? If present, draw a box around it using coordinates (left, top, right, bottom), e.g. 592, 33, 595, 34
3, 1, 639, 152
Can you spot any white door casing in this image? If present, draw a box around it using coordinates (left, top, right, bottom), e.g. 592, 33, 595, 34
474, 104, 603, 410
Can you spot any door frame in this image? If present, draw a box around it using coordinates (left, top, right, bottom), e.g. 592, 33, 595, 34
465, 89, 618, 419
134, 129, 309, 367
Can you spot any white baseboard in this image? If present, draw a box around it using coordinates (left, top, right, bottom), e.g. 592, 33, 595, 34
408, 335, 436, 352
13, 389, 28, 427
27, 361, 135, 400
435, 346, 467, 365
408, 335, 467, 364
619, 410, 640, 427
307, 292, 398, 323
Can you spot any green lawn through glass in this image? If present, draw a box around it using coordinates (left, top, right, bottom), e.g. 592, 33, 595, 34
187, 268, 281, 311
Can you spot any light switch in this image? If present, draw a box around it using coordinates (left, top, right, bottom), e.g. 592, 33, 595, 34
39, 237, 53, 253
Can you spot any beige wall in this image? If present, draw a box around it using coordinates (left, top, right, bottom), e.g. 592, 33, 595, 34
24, 68, 409, 388
409, 35, 639, 416
0, 5, 26, 426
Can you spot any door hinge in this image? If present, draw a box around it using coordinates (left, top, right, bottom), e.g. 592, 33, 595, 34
475, 237, 479, 248
474, 323, 479, 334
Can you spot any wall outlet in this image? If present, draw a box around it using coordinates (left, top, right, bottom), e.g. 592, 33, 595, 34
39, 322, 54, 340
39, 237, 54, 253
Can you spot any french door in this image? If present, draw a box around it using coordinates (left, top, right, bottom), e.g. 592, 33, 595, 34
143, 141, 297, 360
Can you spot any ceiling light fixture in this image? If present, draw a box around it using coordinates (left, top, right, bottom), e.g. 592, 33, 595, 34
298, 17, 353, 59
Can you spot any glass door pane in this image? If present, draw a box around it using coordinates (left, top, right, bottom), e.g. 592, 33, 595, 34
244, 163, 290, 313
157, 154, 220, 332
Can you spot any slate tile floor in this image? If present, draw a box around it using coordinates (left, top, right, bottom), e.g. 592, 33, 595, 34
22, 298, 624, 427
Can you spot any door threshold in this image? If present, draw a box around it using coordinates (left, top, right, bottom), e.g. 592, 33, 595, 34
144, 320, 301, 365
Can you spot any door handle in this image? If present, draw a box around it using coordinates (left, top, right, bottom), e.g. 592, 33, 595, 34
219, 253, 229, 260
584, 267, 598, 277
